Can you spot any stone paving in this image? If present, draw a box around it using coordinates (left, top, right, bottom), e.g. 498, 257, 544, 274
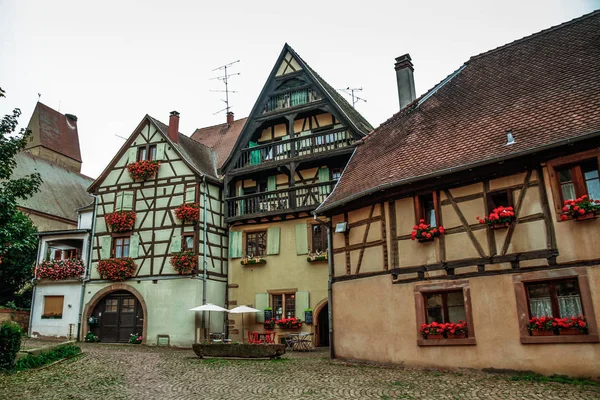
1, 342, 599, 399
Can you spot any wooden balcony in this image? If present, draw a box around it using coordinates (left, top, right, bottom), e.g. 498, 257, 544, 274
233, 128, 353, 171
226, 180, 336, 221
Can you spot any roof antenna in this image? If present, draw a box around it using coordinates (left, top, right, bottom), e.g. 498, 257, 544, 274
210, 60, 240, 116
337, 87, 367, 109
38, 93, 41, 102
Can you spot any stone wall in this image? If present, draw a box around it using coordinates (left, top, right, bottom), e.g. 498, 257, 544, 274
0, 308, 30, 333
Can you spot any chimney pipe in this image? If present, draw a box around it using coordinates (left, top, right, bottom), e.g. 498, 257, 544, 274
394, 54, 416, 110
168, 111, 180, 143
226, 111, 234, 126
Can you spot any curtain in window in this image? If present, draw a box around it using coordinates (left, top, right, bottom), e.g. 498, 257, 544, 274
558, 294, 583, 317
530, 297, 552, 317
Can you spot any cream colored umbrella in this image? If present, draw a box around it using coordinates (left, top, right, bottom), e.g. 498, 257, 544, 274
229, 305, 260, 343
189, 303, 229, 340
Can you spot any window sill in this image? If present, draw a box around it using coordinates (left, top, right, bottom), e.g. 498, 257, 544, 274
417, 338, 476, 346
520, 334, 599, 344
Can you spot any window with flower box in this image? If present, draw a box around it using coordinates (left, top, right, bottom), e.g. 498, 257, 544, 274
513, 268, 599, 344
271, 293, 295, 320
310, 224, 327, 253
42, 296, 64, 319
112, 236, 130, 258
246, 231, 267, 257
182, 232, 195, 252
414, 280, 476, 346
137, 144, 157, 162
487, 189, 513, 211
415, 192, 439, 227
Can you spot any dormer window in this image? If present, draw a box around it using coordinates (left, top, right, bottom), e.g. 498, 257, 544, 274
137, 144, 157, 161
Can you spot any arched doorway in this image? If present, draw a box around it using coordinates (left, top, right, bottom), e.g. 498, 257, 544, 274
90, 290, 144, 343
315, 302, 329, 347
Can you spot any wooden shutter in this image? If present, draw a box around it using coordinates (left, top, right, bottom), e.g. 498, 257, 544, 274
122, 192, 134, 211
185, 186, 196, 203
281, 135, 290, 152
115, 192, 123, 211
255, 293, 269, 323
295, 291, 309, 319
318, 167, 330, 195
229, 231, 242, 258
249, 141, 260, 165
238, 185, 245, 215
170, 235, 182, 253
266, 227, 280, 255
43, 296, 64, 316
129, 234, 140, 259
156, 143, 166, 160
100, 237, 112, 259
295, 223, 308, 255
128, 148, 137, 163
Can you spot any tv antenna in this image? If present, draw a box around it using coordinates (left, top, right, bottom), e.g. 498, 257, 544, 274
210, 60, 240, 115
337, 87, 367, 108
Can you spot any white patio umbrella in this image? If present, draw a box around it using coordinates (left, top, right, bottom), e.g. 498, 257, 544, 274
189, 303, 229, 341
229, 305, 260, 343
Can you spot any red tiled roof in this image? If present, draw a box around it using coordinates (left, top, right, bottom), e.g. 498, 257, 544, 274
191, 117, 247, 171
317, 11, 600, 213
28, 102, 82, 162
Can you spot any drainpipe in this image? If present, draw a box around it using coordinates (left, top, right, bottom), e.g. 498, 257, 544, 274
28, 238, 44, 337
314, 215, 334, 359
201, 176, 208, 338
78, 194, 97, 341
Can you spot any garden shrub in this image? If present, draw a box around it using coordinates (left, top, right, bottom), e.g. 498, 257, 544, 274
0, 321, 22, 370
15, 344, 81, 371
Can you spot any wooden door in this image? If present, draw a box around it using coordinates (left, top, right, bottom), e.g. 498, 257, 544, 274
317, 303, 329, 347
94, 292, 143, 343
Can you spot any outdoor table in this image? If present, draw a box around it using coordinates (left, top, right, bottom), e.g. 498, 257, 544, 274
295, 333, 314, 351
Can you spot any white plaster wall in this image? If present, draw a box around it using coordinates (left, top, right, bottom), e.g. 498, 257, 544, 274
30, 282, 82, 338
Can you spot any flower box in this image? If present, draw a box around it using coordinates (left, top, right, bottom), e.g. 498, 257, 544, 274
560, 195, 600, 221
411, 220, 445, 243
104, 211, 136, 232
170, 251, 197, 274
558, 328, 585, 335
451, 333, 468, 339
174, 203, 200, 223
127, 160, 160, 181
424, 334, 445, 340
307, 253, 327, 263
41, 313, 62, 319
530, 330, 556, 336
420, 321, 467, 339
276, 317, 302, 329
36, 259, 85, 281
477, 206, 515, 228
527, 315, 588, 336
241, 257, 266, 266
97, 257, 137, 281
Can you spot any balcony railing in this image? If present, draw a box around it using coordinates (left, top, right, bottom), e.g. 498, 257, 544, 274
227, 181, 336, 219
263, 88, 321, 114
234, 128, 352, 170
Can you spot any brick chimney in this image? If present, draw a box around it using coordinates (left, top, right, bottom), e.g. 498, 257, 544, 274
226, 111, 234, 126
168, 111, 180, 143
394, 54, 416, 110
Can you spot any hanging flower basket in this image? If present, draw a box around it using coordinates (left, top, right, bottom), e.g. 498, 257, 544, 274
174, 203, 200, 223
127, 160, 160, 181
560, 195, 600, 221
420, 321, 468, 339
97, 257, 137, 281
477, 206, 515, 229
36, 259, 85, 280
170, 251, 197, 274
307, 251, 327, 263
241, 256, 266, 265
105, 211, 136, 232
411, 220, 444, 243
276, 317, 302, 329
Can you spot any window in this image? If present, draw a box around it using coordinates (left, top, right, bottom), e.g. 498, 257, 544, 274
113, 236, 130, 258
183, 233, 195, 252
311, 224, 327, 253
105, 299, 118, 313
43, 296, 64, 318
332, 168, 343, 181
415, 192, 438, 227
53, 250, 62, 261
526, 279, 583, 318
424, 291, 467, 324
246, 231, 267, 257
137, 144, 157, 161
121, 298, 135, 313
272, 293, 295, 319
487, 189, 513, 210
556, 159, 600, 202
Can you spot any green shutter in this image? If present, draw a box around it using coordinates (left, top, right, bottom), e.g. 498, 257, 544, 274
229, 231, 242, 258
295, 223, 308, 255
129, 234, 139, 259
170, 235, 182, 253
255, 293, 269, 323
238, 186, 245, 215
156, 143, 166, 160
267, 176, 277, 192
266, 227, 280, 255
100, 237, 111, 260
185, 186, 196, 203
122, 192, 134, 211
128, 148, 137, 163
281, 135, 290, 152
115, 192, 123, 211
249, 141, 261, 165
295, 291, 309, 319
318, 167, 330, 195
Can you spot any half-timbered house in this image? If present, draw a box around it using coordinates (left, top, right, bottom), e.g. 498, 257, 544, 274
220, 44, 372, 345
83, 112, 228, 346
316, 12, 600, 376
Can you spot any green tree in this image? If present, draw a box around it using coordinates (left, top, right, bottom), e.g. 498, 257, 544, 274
0, 87, 42, 306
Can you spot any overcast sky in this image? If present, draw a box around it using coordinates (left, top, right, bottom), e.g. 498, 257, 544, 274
1, 0, 598, 178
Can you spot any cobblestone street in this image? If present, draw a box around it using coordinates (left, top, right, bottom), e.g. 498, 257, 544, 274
1, 343, 598, 399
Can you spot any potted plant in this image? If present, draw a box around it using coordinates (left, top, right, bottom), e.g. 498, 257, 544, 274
276, 317, 302, 329
35, 259, 85, 281
527, 316, 558, 336
104, 211, 136, 232
97, 257, 137, 281
169, 251, 197, 274
307, 251, 327, 263
241, 254, 267, 265
127, 160, 160, 181
447, 321, 468, 339
560, 195, 600, 221
411, 220, 445, 243
477, 206, 515, 229
555, 315, 588, 335
84, 332, 100, 342
264, 318, 276, 330
420, 322, 446, 339
174, 203, 200, 223
129, 333, 143, 344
